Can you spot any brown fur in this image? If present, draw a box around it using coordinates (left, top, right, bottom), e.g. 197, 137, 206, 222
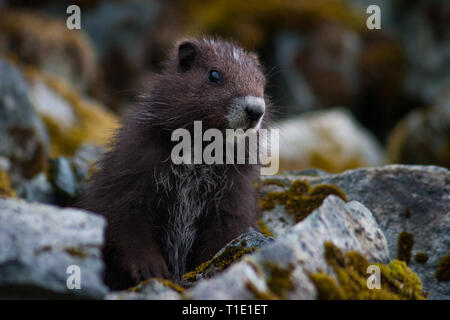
79, 37, 270, 290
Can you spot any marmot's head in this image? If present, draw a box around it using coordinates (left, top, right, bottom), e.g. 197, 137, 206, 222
149, 37, 268, 132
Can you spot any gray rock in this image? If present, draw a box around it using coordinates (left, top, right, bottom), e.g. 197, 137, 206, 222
186, 196, 389, 299
0, 198, 107, 299
72, 143, 104, 183
0, 60, 49, 182
181, 228, 274, 287
275, 108, 385, 173
105, 279, 181, 300
48, 157, 77, 200
262, 165, 450, 299
14, 173, 56, 204
82, 0, 160, 62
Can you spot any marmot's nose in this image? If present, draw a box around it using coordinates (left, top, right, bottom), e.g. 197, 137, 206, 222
245, 103, 265, 122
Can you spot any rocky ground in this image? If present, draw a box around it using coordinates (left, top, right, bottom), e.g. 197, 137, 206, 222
0, 165, 448, 299
0, 0, 449, 300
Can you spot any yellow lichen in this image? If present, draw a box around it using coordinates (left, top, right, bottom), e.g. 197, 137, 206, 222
42, 75, 118, 157
155, 278, 185, 293
257, 220, 274, 237
245, 281, 279, 300
262, 262, 295, 299
259, 180, 347, 222
0, 168, 16, 198
309, 242, 426, 300
182, 0, 366, 49
28, 73, 119, 157
64, 247, 88, 259
0, 8, 97, 87
182, 245, 257, 281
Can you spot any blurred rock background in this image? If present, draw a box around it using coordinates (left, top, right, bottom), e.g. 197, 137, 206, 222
0, 0, 449, 205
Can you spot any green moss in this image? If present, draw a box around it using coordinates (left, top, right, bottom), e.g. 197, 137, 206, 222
64, 247, 88, 259
183, 0, 366, 49
0, 8, 97, 87
259, 180, 347, 222
435, 255, 450, 282
41, 75, 118, 157
0, 168, 16, 198
397, 231, 414, 264
309, 242, 426, 300
156, 278, 185, 293
262, 262, 295, 299
414, 252, 429, 264
182, 245, 256, 281
309, 273, 346, 299
127, 278, 186, 294
257, 219, 274, 237
245, 281, 278, 300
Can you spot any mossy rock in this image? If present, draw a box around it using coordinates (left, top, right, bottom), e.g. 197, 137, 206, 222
0, 8, 97, 90
182, 244, 257, 283
182, 0, 365, 49
26, 70, 118, 158
182, 228, 273, 284
260, 179, 347, 223
0, 168, 16, 198
128, 278, 184, 294
309, 242, 427, 300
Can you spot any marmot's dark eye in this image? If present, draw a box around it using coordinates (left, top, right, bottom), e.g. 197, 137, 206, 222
208, 70, 222, 84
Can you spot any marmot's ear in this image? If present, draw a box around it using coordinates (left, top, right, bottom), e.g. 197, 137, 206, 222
178, 41, 197, 72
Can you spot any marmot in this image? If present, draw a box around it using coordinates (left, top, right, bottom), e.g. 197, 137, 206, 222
80, 37, 270, 290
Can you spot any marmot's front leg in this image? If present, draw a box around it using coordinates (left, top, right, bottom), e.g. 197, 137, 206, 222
104, 213, 171, 289
189, 211, 258, 271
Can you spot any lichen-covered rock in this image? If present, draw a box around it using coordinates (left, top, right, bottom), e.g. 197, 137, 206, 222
387, 87, 450, 168
275, 108, 385, 173
182, 0, 366, 49
0, 166, 15, 198
0, 60, 49, 182
258, 178, 348, 237
0, 198, 107, 298
48, 157, 77, 200
181, 228, 274, 286
14, 173, 56, 204
0, 8, 97, 91
105, 278, 183, 300
14, 144, 103, 206
185, 196, 391, 299
71, 143, 104, 183
27, 71, 118, 157
261, 165, 450, 299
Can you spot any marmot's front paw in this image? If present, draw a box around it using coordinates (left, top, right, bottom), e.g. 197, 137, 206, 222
121, 247, 172, 284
